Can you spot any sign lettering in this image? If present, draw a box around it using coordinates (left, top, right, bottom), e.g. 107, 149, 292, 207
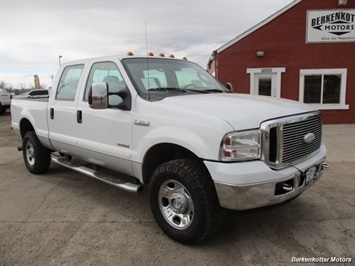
306, 9, 355, 43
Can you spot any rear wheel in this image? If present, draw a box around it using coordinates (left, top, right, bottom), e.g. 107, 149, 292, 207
22, 131, 51, 174
149, 159, 222, 244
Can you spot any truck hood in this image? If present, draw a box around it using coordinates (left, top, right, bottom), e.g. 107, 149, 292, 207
158, 93, 316, 130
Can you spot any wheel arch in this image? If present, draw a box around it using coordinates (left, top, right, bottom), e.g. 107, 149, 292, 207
19, 118, 35, 139
142, 143, 203, 185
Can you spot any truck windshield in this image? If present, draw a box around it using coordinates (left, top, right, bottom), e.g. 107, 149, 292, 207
121, 58, 226, 100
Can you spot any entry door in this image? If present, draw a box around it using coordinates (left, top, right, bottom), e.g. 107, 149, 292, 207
48, 64, 84, 153
75, 61, 133, 176
254, 73, 277, 97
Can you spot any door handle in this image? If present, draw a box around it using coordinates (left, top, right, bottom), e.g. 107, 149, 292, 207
77, 110, 82, 124
50, 108, 54, 119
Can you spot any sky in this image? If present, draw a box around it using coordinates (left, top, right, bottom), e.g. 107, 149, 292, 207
1, 0, 294, 89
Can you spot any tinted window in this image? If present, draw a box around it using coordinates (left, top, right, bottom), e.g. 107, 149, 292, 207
84, 61, 126, 106
122, 58, 225, 98
304, 74, 340, 104
56, 65, 84, 101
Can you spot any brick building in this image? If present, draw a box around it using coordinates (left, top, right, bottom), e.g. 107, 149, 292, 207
208, 0, 355, 124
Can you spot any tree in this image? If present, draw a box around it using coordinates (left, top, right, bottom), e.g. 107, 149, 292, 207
19, 83, 27, 90
0, 81, 6, 90
0, 80, 14, 92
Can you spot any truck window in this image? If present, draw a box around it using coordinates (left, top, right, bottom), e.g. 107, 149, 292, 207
175, 68, 208, 88
122, 58, 225, 99
143, 69, 167, 89
56, 64, 84, 101
84, 61, 127, 106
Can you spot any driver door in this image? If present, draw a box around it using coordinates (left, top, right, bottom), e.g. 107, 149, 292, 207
75, 61, 133, 175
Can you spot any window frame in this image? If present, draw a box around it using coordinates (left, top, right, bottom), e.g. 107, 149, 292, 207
299, 68, 349, 110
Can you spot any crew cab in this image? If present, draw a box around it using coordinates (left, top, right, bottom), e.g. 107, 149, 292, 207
11, 54, 327, 243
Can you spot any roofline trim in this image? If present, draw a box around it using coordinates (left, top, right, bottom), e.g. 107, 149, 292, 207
216, 0, 302, 53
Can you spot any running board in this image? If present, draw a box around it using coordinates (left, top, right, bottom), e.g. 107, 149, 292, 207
51, 155, 143, 193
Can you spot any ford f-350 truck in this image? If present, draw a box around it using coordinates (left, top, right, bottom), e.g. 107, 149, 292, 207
11, 54, 327, 243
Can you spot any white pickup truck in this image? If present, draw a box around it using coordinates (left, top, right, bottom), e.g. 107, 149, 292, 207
11, 54, 327, 243
0, 88, 13, 115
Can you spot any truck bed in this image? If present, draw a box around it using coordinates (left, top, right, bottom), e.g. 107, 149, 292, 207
13, 97, 49, 102
11, 96, 50, 144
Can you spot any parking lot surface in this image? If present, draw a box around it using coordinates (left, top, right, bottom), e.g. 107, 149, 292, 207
0, 112, 354, 265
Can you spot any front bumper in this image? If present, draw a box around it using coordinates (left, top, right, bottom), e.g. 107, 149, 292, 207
204, 144, 327, 210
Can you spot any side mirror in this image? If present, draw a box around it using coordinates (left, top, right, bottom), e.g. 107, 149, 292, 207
89, 82, 108, 109
115, 87, 131, 111
225, 82, 234, 93
89, 82, 131, 111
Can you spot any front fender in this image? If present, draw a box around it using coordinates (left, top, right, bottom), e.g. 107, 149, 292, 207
131, 121, 233, 164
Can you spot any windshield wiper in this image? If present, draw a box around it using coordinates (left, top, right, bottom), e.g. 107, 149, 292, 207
182, 88, 208, 93
181, 88, 225, 93
147, 87, 222, 94
204, 89, 225, 93
148, 87, 182, 92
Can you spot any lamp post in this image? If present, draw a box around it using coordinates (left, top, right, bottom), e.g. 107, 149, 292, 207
59, 55, 62, 66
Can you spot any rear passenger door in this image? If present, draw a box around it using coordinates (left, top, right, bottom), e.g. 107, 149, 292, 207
48, 64, 84, 153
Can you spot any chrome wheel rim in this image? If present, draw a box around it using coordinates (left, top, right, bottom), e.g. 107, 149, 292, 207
25, 142, 35, 166
158, 179, 194, 230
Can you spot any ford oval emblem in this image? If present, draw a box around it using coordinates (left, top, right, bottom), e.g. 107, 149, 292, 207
304, 133, 315, 144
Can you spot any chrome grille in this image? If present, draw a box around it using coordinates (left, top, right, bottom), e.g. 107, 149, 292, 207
261, 112, 322, 169
282, 116, 322, 164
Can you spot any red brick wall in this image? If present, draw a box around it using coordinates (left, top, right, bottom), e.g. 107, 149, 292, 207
217, 0, 355, 124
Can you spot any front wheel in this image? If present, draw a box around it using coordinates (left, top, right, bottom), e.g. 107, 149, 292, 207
22, 131, 51, 174
149, 159, 222, 244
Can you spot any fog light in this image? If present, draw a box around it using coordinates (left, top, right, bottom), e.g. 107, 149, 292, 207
305, 166, 317, 185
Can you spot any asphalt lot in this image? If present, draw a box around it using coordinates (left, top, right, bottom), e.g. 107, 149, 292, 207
0, 112, 354, 266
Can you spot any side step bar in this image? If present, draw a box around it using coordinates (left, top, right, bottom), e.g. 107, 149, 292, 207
51, 155, 143, 193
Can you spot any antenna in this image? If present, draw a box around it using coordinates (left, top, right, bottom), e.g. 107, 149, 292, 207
145, 21, 151, 100
145, 21, 149, 55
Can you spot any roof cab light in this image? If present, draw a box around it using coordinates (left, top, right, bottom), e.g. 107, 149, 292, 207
220, 130, 261, 161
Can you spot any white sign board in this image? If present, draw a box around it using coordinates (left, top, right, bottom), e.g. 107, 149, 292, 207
306, 9, 355, 43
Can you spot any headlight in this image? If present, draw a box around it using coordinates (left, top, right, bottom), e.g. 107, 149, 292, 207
220, 129, 261, 161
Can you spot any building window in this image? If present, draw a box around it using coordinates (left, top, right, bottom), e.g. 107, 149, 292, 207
299, 69, 348, 110
247, 68, 285, 98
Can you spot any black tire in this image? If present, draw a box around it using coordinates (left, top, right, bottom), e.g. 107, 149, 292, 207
149, 159, 222, 244
0, 104, 5, 115
22, 131, 51, 174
